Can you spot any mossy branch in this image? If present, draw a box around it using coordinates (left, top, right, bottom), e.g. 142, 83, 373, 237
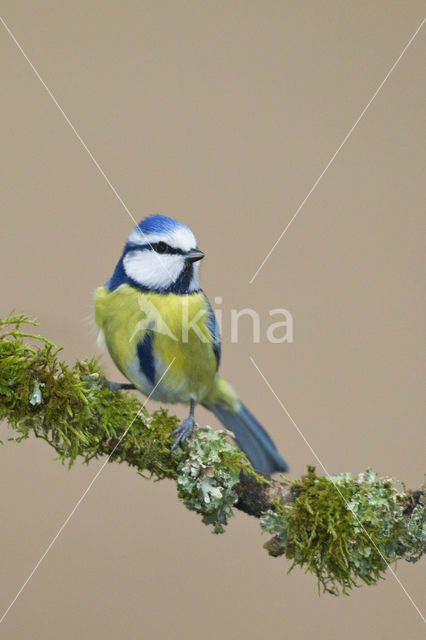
0, 314, 424, 595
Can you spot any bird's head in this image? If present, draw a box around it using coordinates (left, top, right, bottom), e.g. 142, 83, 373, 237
117, 215, 205, 293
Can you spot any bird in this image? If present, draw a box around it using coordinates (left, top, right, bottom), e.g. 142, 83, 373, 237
94, 214, 288, 474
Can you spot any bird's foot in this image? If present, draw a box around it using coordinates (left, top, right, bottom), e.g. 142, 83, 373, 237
170, 415, 195, 452
101, 377, 136, 392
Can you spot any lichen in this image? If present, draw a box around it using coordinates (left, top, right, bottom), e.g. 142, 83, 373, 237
1, 314, 424, 590
176, 428, 254, 533
260, 466, 425, 595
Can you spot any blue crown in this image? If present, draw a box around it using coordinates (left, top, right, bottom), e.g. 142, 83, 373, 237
136, 214, 189, 235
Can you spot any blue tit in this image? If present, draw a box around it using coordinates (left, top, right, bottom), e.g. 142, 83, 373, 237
94, 215, 288, 474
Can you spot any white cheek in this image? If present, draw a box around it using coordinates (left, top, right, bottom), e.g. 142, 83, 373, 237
123, 251, 183, 289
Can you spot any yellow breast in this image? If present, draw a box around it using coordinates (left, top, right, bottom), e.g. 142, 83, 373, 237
94, 284, 218, 403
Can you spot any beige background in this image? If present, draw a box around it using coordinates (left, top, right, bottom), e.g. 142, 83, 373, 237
1, 2, 425, 638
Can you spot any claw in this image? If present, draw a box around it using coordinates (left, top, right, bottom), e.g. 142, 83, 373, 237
170, 416, 195, 452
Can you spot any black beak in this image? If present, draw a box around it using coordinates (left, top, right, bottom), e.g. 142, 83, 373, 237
186, 249, 205, 263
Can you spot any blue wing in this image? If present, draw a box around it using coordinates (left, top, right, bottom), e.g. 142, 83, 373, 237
136, 332, 156, 385
203, 294, 221, 368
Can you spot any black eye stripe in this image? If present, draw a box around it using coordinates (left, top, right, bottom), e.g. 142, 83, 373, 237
154, 241, 167, 254
125, 242, 185, 255
152, 242, 184, 255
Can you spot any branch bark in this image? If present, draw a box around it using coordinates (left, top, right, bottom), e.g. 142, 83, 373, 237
1, 314, 424, 595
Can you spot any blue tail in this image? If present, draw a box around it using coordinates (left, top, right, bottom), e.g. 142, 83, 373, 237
204, 402, 289, 474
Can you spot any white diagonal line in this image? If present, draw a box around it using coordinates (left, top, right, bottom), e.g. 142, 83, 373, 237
250, 356, 425, 623
0, 357, 175, 625
0, 15, 173, 280
249, 18, 426, 284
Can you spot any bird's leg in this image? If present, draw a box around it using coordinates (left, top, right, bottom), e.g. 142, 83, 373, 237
170, 398, 196, 452
102, 378, 136, 392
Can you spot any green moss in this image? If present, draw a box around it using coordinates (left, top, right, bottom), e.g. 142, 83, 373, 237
260, 466, 425, 594
0, 314, 257, 531
1, 314, 424, 586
